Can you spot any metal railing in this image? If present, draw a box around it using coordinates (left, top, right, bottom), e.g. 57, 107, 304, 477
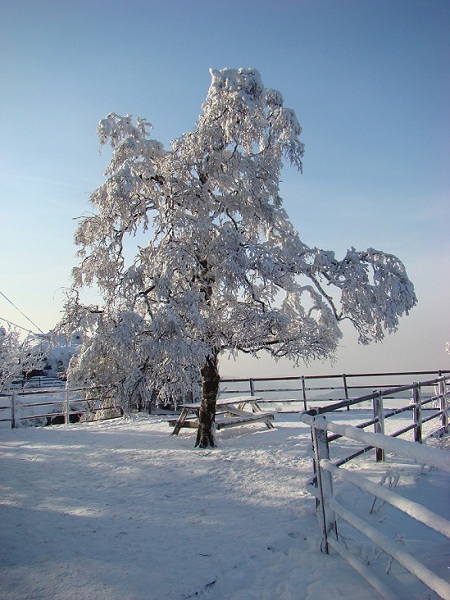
219, 369, 450, 410
221, 373, 449, 464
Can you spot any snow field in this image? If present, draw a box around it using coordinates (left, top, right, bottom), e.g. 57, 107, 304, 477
0, 413, 448, 600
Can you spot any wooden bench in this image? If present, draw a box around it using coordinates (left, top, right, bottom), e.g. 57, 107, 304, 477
168, 415, 199, 429
169, 410, 275, 431
170, 396, 275, 435
215, 409, 275, 430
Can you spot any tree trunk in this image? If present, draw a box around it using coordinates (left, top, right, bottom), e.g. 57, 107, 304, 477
195, 353, 220, 448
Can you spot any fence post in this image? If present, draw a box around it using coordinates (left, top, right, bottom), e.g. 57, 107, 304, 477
11, 392, 17, 429
373, 391, 385, 462
301, 376, 307, 411
249, 378, 255, 396
343, 374, 350, 411
65, 388, 70, 425
439, 377, 448, 433
413, 384, 422, 443
311, 415, 337, 553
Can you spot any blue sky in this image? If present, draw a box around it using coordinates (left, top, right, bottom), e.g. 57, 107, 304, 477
1, 0, 449, 376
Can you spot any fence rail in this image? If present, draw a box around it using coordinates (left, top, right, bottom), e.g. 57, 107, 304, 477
0, 387, 105, 428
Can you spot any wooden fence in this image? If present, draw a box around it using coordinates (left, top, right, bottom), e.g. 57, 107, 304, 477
300, 376, 450, 599
0, 387, 104, 428
305, 375, 449, 462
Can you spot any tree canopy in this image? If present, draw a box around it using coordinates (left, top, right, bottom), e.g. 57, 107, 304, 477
62, 67, 417, 446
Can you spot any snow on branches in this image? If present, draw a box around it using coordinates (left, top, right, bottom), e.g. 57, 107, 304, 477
309, 247, 417, 344
63, 67, 417, 430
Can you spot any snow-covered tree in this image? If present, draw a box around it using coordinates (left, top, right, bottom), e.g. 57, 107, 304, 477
63, 67, 417, 447
0, 326, 22, 391
0, 326, 40, 391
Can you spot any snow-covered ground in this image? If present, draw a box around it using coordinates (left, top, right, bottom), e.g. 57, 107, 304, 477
0, 413, 448, 600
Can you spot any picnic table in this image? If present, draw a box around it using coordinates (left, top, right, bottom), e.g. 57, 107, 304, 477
170, 396, 275, 435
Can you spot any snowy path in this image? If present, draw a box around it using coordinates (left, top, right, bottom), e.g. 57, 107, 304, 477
0, 414, 448, 599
